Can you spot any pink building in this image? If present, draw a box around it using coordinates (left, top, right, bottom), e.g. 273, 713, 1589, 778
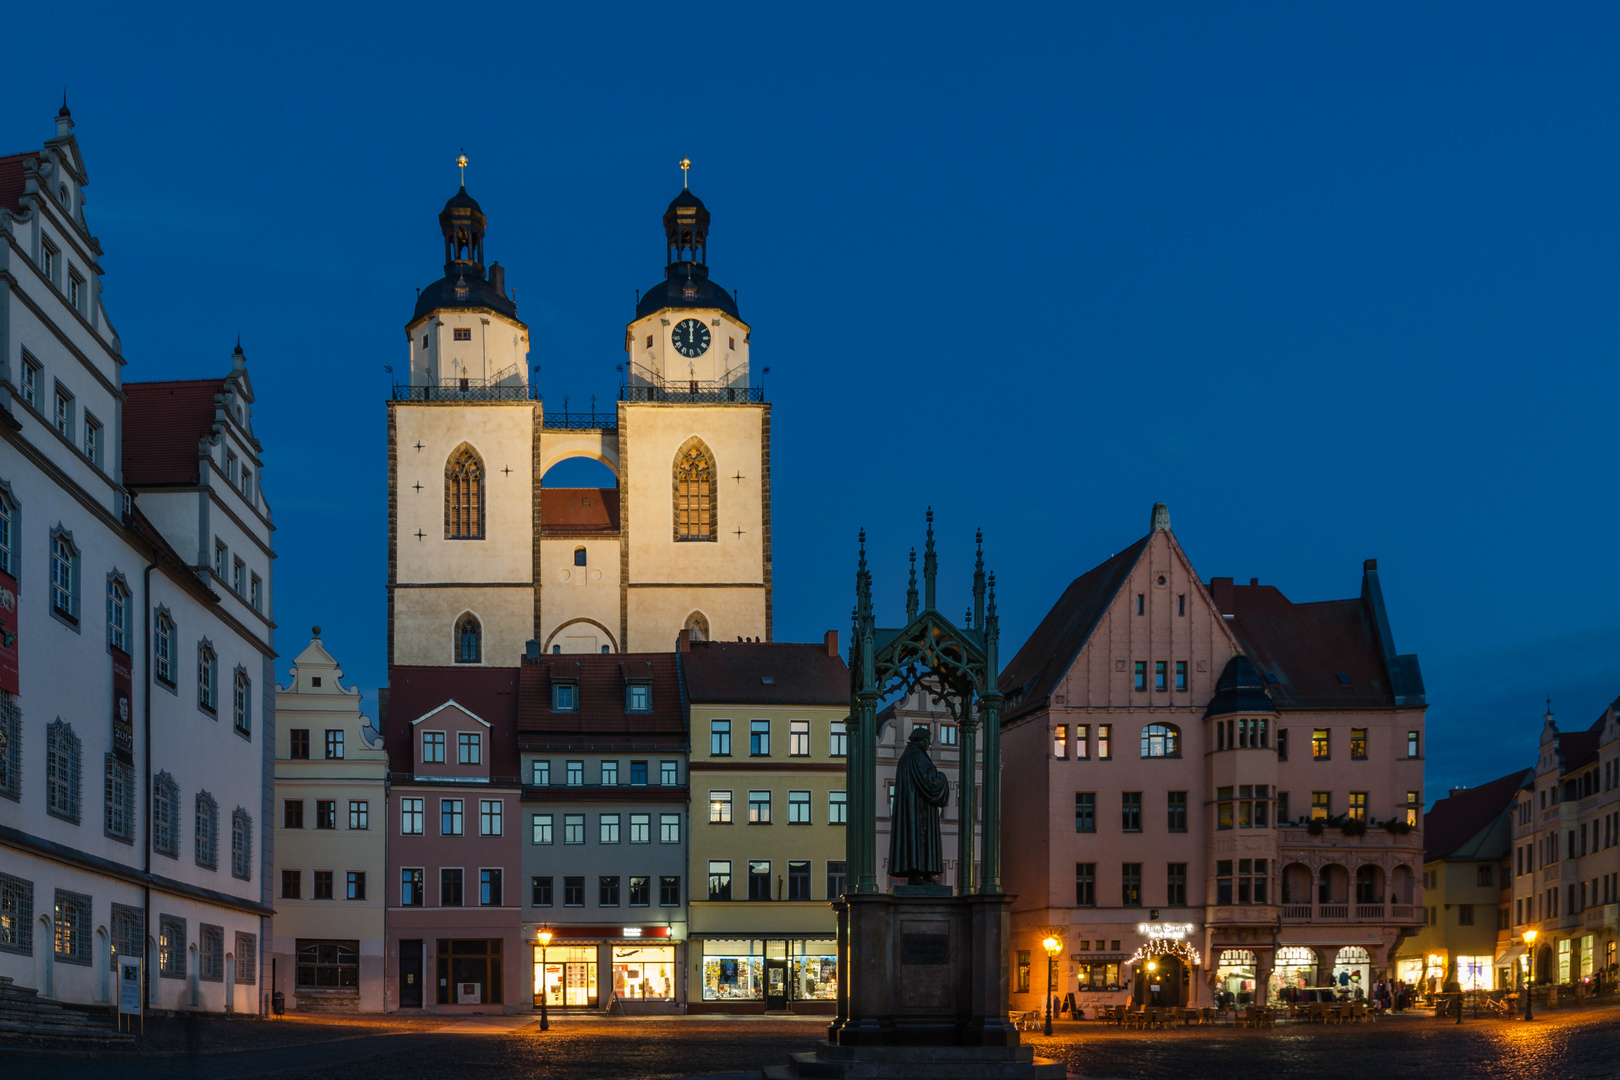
384, 667, 525, 1012
1000, 505, 1426, 1014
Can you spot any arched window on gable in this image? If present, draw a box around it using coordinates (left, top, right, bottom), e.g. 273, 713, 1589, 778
684, 611, 710, 642
446, 445, 484, 539
673, 438, 716, 541
1140, 723, 1181, 758
456, 614, 481, 664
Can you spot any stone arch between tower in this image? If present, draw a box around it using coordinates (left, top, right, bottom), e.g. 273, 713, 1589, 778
538, 431, 620, 478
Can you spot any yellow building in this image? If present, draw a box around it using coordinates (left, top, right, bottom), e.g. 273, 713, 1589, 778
269, 631, 390, 1010
1397, 769, 1528, 997
681, 635, 848, 1013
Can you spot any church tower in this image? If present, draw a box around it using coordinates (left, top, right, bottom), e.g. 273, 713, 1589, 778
388, 168, 770, 670
388, 177, 535, 669
611, 180, 771, 650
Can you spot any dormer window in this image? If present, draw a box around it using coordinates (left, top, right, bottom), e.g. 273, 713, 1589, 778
552, 681, 578, 712
627, 683, 651, 712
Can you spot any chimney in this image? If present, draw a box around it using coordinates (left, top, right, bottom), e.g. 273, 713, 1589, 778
824, 630, 839, 657
1249, 578, 1259, 587
1364, 558, 1378, 572
677, 629, 691, 653
525, 639, 540, 662
1449, 786, 1469, 798
489, 262, 506, 297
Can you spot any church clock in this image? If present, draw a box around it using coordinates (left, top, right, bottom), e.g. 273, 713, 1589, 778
672, 318, 711, 358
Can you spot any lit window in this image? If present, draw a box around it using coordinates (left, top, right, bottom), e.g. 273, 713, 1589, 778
1053, 725, 1067, 759
1311, 792, 1330, 820
1312, 729, 1330, 760
1350, 728, 1367, 760
1140, 723, 1180, 758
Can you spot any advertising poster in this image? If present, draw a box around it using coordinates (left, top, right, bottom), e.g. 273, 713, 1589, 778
0, 568, 17, 695
112, 648, 133, 765
118, 958, 142, 1015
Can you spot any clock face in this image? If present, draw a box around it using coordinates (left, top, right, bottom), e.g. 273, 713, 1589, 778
672, 319, 712, 358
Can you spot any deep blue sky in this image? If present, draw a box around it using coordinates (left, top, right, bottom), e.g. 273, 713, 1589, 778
6, 3, 1618, 803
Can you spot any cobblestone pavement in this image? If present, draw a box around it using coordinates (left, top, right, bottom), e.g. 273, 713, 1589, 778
9, 1007, 1620, 1080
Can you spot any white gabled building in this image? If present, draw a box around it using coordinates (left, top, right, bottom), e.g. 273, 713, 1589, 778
0, 102, 276, 1015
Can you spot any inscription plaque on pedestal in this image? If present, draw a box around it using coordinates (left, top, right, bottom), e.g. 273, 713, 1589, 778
901, 933, 948, 966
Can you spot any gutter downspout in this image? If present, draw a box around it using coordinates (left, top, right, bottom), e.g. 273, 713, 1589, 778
141, 550, 158, 1010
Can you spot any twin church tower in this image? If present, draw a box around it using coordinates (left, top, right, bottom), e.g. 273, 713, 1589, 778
387, 169, 770, 666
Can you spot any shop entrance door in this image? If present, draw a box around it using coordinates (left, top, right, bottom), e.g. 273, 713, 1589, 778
399, 940, 422, 1008
765, 958, 788, 1010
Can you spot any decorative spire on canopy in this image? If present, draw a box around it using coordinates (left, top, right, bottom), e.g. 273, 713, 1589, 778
922, 508, 938, 611
906, 548, 919, 623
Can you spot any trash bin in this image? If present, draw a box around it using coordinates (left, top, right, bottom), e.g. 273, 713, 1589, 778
272, 991, 285, 1016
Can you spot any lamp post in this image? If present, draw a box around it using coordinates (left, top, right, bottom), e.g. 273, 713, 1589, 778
1522, 929, 1537, 1021
1042, 935, 1063, 1036
538, 928, 553, 1031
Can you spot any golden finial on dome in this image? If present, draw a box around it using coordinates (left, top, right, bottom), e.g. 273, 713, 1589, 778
679, 157, 691, 189
456, 149, 468, 188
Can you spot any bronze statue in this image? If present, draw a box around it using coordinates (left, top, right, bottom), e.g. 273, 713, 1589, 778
888, 726, 950, 883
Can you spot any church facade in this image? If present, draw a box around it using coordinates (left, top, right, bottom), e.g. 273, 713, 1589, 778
387, 181, 771, 671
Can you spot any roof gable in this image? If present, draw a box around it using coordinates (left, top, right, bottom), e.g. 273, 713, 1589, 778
1424, 768, 1532, 861
410, 699, 491, 729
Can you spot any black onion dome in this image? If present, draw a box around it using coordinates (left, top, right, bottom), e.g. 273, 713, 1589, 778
635, 274, 739, 320
1202, 655, 1278, 719
443, 186, 483, 215
412, 274, 521, 324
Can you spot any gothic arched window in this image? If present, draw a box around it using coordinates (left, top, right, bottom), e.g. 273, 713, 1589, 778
684, 611, 710, 642
456, 614, 481, 664
673, 438, 716, 542
446, 445, 484, 539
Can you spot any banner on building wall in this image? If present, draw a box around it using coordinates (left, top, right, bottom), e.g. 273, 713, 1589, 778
0, 569, 18, 696
112, 648, 134, 765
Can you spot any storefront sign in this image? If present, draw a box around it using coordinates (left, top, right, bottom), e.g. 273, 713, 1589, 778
111, 648, 133, 765
622, 927, 642, 937
118, 958, 142, 1016
1136, 922, 1195, 941
0, 570, 18, 696
545, 925, 672, 940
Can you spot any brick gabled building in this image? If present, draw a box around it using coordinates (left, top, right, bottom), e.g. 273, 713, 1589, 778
999, 504, 1426, 1014
382, 665, 523, 1012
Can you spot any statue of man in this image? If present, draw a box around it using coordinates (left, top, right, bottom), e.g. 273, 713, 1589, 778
888, 726, 950, 884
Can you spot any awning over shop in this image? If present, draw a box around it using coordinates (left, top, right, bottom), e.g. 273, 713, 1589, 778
1494, 945, 1527, 966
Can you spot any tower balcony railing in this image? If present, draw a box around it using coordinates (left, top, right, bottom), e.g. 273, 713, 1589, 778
620, 383, 764, 404
392, 382, 536, 403
541, 410, 619, 430
1279, 901, 1419, 924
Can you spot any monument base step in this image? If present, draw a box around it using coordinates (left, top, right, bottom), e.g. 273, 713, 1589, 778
766, 1041, 1067, 1080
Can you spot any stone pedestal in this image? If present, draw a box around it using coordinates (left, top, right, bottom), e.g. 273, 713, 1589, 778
767, 893, 1064, 1079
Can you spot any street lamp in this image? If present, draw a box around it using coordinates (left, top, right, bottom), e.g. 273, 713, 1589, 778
538, 928, 553, 1031
1042, 935, 1063, 1036
1522, 929, 1537, 1021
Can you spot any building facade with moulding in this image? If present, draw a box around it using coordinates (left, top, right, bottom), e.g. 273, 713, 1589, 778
269, 631, 387, 1011
682, 635, 847, 1014
383, 666, 524, 1013
0, 104, 275, 1014
999, 504, 1426, 1015
387, 174, 770, 672
1506, 700, 1620, 997
1395, 768, 1525, 998
516, 649, 689, 1013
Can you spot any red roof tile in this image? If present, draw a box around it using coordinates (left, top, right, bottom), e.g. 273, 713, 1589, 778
0, 152, 39, 213
385, 665, 521, 779
1424, 769, 1531, 861
680, 639, 847, 706
541, 488, 620, 533
1210, 581, 1395, 708
998, 538, 1149, 721
518, 652, 686, 737
122, 379, 225, 486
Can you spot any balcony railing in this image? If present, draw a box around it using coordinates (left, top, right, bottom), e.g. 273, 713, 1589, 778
541, 411, 619, 430
620, 383, 764, 404
392, 383, 535, 402
1281, 902, 1419, 925
1586, 904, 1618, 928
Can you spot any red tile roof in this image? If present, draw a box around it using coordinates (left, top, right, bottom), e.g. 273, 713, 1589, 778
1424, 769, 1531, 861
385, 665, 521, 779
1210, 580, 1396, 708
998, 538, 1149, 721
1555, 707, 1612, 773
518, 652, 686, 737
541, 488, 620, 534
680, 639, 848, 706
0, 152, 39, 213
122, 379, 226, 486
